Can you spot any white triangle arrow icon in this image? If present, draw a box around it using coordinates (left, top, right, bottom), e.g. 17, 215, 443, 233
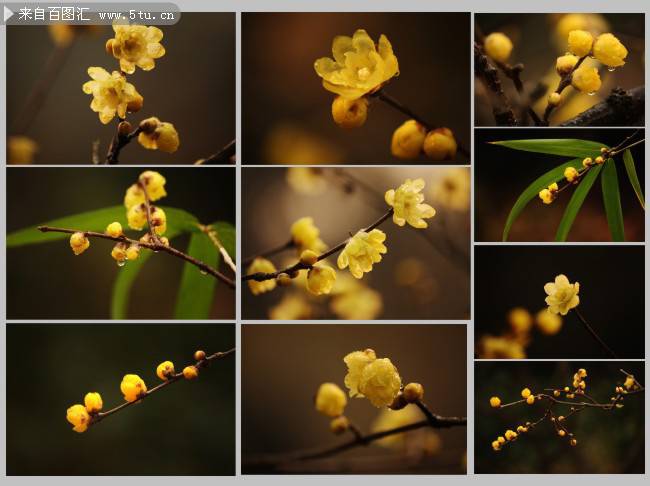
4, 6, 14, 22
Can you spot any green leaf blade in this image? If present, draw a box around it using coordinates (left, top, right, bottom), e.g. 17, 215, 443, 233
110, 251, 153, 319
173, 232, 220, 320
491, 139, 608, 158
601, 158, 626, 242
622, 149, 645, 210
555, 165, 603, 242
208, 221, 236, 259
502, 158, 583, 241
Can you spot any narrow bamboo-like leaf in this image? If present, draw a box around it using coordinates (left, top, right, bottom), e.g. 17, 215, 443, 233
208, 221, 236, 258
555, 165, 603, 241
110, 251, 153, 319
491, 139, 607, 158
6, 206, 199, 247
173, 232, 220, 320
601, 158, 626, 241
502, 158, 582, 241
622, 149, 645, 210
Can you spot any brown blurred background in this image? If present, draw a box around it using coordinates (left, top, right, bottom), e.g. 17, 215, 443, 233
7, 13, 235, 164
242, 167, 470, 320
475, 128, 645, 242
242, 324, 467, 474
242, 12, 470, 164
475, 361, 644, 473
6, 167, 235, 319
475, 13, 645, 126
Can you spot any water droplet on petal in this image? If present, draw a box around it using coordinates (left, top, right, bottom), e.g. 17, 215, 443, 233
117, 260, 126, 267
607, 67, 616, 72
587, 91, 596, 96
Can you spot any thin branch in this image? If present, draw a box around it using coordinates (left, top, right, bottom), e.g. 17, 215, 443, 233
474, 42, 517, 126
199, 224, 237, 273
242, 208, 394, 282
541, 55, 588, 124
242, 239, 295, 268
90, 348, 235, 426
106, 122, 142, 165
609, 137, 645, 157
572, 308, 618, 359
194, 139, 236, 165
137, 179, 163, 245
559, 86, 644, 127
37, 225, 235, 288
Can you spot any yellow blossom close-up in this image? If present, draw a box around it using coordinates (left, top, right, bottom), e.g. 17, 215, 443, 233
106, 24, 166, 74
82, 67, 143, 124
315, 382, 347, 417
306, 263, 337, 295
484, 32, 513, 63
544, 274, 580, 315
337, 229, 387, 279
66, 404, 91, 433
291, 217, 327, 254
571, 66, 602, 94
343, 348, 377, 398
156, 360, 175, 380
391, 120, 426, 160
359, 357, 402, 407
120, 374, 147, 402
247, 258, 278, 295
592, 33, 628, 67
567, 29, 594, 57
385, 178, 436, 229
84, 392, 103, 413
138, 118, 180, 153
69, 232, 90, 256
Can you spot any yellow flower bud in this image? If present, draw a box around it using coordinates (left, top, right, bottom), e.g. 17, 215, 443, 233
423, 127, 457, 161
492, 440, 502, 451
572, 66, 602, 94
291, 217, 327, 253
538, 188, 554, 204
526, 395, 535, 405
247, 257, 277, 295
105, 221, 123, 238
306, 264, 337, 295
583, 157, 593, 168
156, 361, 175, 380
276, 273, 292, 287
517, 425, 528, 433
505, 429, 517, 441
84, 392, 103, 413
126, 245, 140, 261
391, 120, 426, 160
568, 30, 594, 57
558, 415, 565, 422
403, 382, 424, 403
139, 171, 167, 201
66, 404, 90, 433
593, 33, 627, 67
194, 350, 206, 361
578, 368, 587, 378
497, 436, 506, 445
120, 374, 147, 402
183, 365, 199, 380
484, 32, 513, 63
138, 120, 180, 153
536, 309, 563, 335
331, 96, 368, 128
315, 382, 347, 417
329, 415, 350, 434
300, 249, 319, 266
595, 156, 604, 165
570, 438, 577, 446
489, 396, 501, 408
564, 166, 579, 183
69, 232, 90, 255
624, 375, 635, 390
111, 243, 128, 264
558, 429, 566, 437
548, 92, 562, 106
554, 390, 561, 397
150, 206, 167, 235
556, 54, 579, 75
521, 388, 531, 399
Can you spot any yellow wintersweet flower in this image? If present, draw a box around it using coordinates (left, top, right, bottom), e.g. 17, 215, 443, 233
385, 178, 436, 229
106, 24, 166, 74
156, 360, 175, 380
544, 274, 580, 315
138, 117, 180, 153
306, 263, 337, 295
484, 32, 513, 63
111, 243, 128, 264
82, 67, 143, 124
343, 348, 377, 397
391, 120, 426, 159
593, 33, 628, 67
568, 30, 594, 57
7, 136, 38, 165
124, 184, 145, 209
331, 286, 383, 320
556, 54, 579, 75
183, 366, 199, 380
290, 217, 327, 253
314, 29, 399, 100
505, 429, 518, 441
624, 375, 636, 390
286, 167, 328, 196
430, 168, 470, 212
489, 396, 501, 408
150, 207, 167, 235
538, 183, 558, 205
126, 244, 140, 261
66, 404, 91, 433
507, 307, 533, 335
84, 392, 103, 413
69, 232, 90, 255
572, 66, 602, 93
535, 309, 563, 335
139, 171, 167, 201
337, 229, 387, 279
127, 204, 147, 230
521, 388, 531, 399
120, 374, 147, 402
247, 258, 277, 295
477, 335, 526, 359
564, 166, 579, 183
269, 293, 313, 320
105, 222, 123, 238
423, 127, 458, 161
315, 382, 347, 417
359, 358, 402, 407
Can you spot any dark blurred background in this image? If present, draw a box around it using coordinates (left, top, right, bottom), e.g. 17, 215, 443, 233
242, 324, 467, 474
475, 361, 644, 473
242, 167, 470, 320
475, 246, 644, 359
6, 324, 235, 475
475, 128, 645, 242
6, 167, 235, 319
242, 13, 470, 164
7, 13, 235, 164
475, 13, 645, 126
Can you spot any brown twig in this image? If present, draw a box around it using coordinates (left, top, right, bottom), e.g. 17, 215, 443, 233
90, 348, 235, 426
37, 225, 235, 288
137, 179, 162, 245
559, 86, 644, 127
474, 42, 517, 126
242, 208, 394, 282
541, 55, 588, 124
194, 139, 237, 165
242, 239, 295, 268
106, 122, 142, 165
572, 308, 618, 359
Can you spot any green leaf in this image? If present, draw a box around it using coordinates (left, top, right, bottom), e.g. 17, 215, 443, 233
6, 206, 199, 247
110, 251, 153, 319
491, 139, 607, 158
173, 232, 220, 320
503, 158, 583, 241
208, 221, 236, 258
601, 158, 626, 242
555, 164, 603, 241
623, 149, 645, 210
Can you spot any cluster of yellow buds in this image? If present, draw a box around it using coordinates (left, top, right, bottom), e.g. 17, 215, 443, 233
538, 182, 559, 204
66, 392, 103, 433
315, 382, 351, 434
82, 23, 179, 153
572, 368, 588, 392
491, 422, 530, 452
391, 121, 458, 161
539, 149, 608, 205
